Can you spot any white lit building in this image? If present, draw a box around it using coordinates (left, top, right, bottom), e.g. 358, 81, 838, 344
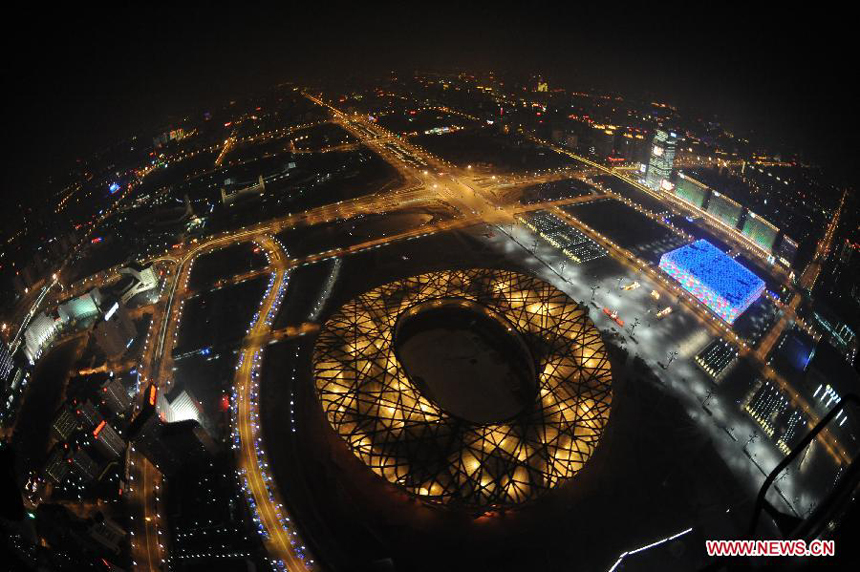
115, 264, 158, 304
58, 288, 103, 323
159, 388, 205, 426
23, 312, 61, 363
645, 129, 677, 191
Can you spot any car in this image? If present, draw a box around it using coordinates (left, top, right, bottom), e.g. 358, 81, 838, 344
603, 307, 625, 327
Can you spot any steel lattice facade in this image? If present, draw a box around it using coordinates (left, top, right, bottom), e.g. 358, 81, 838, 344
313, 269, 613, 510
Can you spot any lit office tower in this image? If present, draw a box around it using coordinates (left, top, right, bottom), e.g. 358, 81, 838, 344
645, 129, 677, 190
776, 235, 798, 268
52, 405, 79, 441
129, 384, 216, 475
128, 402, 176, 474
100, 378, 131, 415
70, 447, 100, 482
77, 400, 104, 430
45, 445, 71, 484
93, 420, 127, 460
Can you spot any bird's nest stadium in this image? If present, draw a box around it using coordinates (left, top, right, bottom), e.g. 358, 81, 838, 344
312, 268, 613, 510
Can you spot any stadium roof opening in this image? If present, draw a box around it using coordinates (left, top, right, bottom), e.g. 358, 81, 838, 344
659, 239, 765, 324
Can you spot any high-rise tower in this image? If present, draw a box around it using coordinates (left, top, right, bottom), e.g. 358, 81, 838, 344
645, 129, 677, 190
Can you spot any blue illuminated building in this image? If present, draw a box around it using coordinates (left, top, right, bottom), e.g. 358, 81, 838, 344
769, 328, 816, 384
659, 240, 765, 323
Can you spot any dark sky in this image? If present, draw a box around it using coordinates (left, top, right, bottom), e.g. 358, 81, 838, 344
4, 2, 857, 200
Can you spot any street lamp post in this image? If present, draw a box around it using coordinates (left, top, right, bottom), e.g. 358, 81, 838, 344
745, 431, 759, 449
702, 387, 714, 408
666, 349, 679, 368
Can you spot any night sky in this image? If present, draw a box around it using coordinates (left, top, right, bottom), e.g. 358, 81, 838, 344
4, 3, 856, 202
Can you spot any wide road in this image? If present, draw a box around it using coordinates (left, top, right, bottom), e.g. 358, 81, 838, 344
128, 450, 165, 571
232, 235, 313, 569
754, 188, 845, 361
2, 97, 605, 572
798, 188, 846, 292
43, 89, 844, 571
528, 133, 795, 284
549, 206, 850, 464
312, 93, 852, 464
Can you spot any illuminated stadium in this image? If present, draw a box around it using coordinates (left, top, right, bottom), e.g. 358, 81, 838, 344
659, 239, 765, 323
312, 269, 613, 510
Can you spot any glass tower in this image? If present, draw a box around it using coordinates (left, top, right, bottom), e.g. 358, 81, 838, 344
645, 129, 677, 190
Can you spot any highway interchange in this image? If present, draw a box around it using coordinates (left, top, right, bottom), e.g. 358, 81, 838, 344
21, 90, 848, 571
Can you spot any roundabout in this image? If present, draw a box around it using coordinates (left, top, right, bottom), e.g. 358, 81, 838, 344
312, 268, 613, 510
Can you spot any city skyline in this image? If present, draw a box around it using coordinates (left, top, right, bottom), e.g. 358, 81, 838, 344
4, 4, 859, 202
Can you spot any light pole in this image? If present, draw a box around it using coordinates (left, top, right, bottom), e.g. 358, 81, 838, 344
590, 284, 600, 302
629, 317, 640, 335
702, 387, 714, 408
666, 349, 679, 368
745, 431, 759, 449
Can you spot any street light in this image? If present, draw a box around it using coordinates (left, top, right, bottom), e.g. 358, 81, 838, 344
702, 387, 714, 408
666, 349, 679, 368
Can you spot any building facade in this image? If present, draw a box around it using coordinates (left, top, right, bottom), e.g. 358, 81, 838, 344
93, 421, 126, 460
100, 377, 131, 416
645, 129, 677, 190
93, 301, 136, 359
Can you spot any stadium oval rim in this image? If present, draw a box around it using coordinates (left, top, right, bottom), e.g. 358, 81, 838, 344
312, 268, 613, 510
